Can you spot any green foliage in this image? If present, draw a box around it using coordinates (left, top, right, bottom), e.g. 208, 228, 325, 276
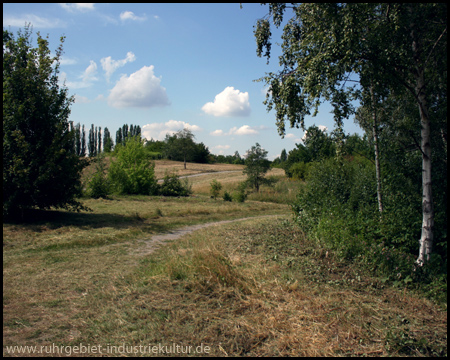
3, 26, 87, 216
233, 181, 248, 203
158, 172, 192, 197
223, 191, 233, 202
85, 157, 110, 199
292, 156, 447, 300
243, 143, 271, 192
163, 129, 210, 165
287, 162, 311, 180
209, 179, 222, 199
108, 136, 157, 195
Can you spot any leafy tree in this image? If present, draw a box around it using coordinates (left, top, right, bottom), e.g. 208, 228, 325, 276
88, 124, 95, 157
108, 136, 157, 195
302, 125, 335, 161
116, 127, 123, 147
192, 142, 211, 164
97, 126, 101, 154
163, 128, 196, 169
243, 143, 271, 192
3, 25, 87, 216
74, 123, 82, 156
81, 124, 86, 157
252, 3, 447, 264
103, 127, 114, 153
210, 179, 222, 199
280, 149, 287, 163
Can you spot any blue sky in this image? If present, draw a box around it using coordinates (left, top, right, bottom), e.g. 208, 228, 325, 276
3, 3, 363, 160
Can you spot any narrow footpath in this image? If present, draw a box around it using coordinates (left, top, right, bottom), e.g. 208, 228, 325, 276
133, 214, 283, 256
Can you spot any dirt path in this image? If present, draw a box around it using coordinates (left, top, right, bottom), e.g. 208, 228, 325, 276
157, 170, 242, 183
133, 214, 282, 256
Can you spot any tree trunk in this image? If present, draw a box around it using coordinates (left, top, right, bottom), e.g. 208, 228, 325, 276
408, 10, 435, 265
370, 85, 383, 214
416, 70, 434, 265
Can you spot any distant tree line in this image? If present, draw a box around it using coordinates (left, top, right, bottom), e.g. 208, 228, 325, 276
68, 122, 247, 165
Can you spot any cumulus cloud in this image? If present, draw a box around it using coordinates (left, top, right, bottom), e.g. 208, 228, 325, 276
210, 129, 225, 136
229, 125, 259, 135
107, 65, 169, 108
101, 52, 136, 81
120, 11, 147, 22
142, 120, 201, 140
210, 125, 260, 137
202, 86, 250, 117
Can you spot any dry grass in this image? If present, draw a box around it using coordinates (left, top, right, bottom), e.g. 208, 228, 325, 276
4, 208, 446, 357
153, 160, 245, 180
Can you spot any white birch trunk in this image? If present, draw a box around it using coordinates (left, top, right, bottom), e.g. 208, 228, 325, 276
416, 72, 434, 266
370, 86, 383, 214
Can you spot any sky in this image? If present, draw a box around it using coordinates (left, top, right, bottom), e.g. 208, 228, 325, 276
3, 3, 364, 160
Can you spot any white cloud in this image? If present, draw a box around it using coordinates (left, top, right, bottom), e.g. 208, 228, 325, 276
60, 56, 77, 65
210, 125, 261, 137
210, 129, 224, 136
285, 133, 301, 142
202, 86, 250, 117
82, 60, 98, 82
60, 3, 95, 12
214, 145, 231, 150
120, 11, 147, 22
101, 52, 136, 81
142, 120, 201, 140
228, 125, 259, 136
107, 65, 169, 108
3, 14, 66, 28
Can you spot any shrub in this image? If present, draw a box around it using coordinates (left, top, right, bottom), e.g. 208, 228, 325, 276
108, 136, 157, 195
234, 181, 248, 203
210, 179, 222, 199
223, 191, 233, 202
158, 173, 192, 197
288, 161, 312, 180
85, 157, 110, 198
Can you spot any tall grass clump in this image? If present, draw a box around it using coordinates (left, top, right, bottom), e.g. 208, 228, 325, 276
292, 156, 446, 302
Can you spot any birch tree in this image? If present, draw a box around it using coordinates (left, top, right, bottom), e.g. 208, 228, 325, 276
251, 3, 446, 264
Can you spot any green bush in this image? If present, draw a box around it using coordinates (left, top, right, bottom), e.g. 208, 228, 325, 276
158, 173, 192, 197
210, 179, 222, 199
108, 136, 157, 195
85, 157, 110, 199
233, 181, 248, 203
288, 161, 312, 180
223, 191, 233, 202
292, 156, 447, 301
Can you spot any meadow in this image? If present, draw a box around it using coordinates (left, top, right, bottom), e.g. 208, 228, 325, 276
3, 161, 447, 357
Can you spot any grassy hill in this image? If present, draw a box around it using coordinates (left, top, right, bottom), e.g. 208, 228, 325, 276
3, 161, 447, 357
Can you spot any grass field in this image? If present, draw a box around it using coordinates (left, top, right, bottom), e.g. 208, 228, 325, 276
3, 161, 447, 357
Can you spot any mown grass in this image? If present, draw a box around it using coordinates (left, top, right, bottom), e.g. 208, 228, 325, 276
3, 206, 446, 357
3, 162, 446, 357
